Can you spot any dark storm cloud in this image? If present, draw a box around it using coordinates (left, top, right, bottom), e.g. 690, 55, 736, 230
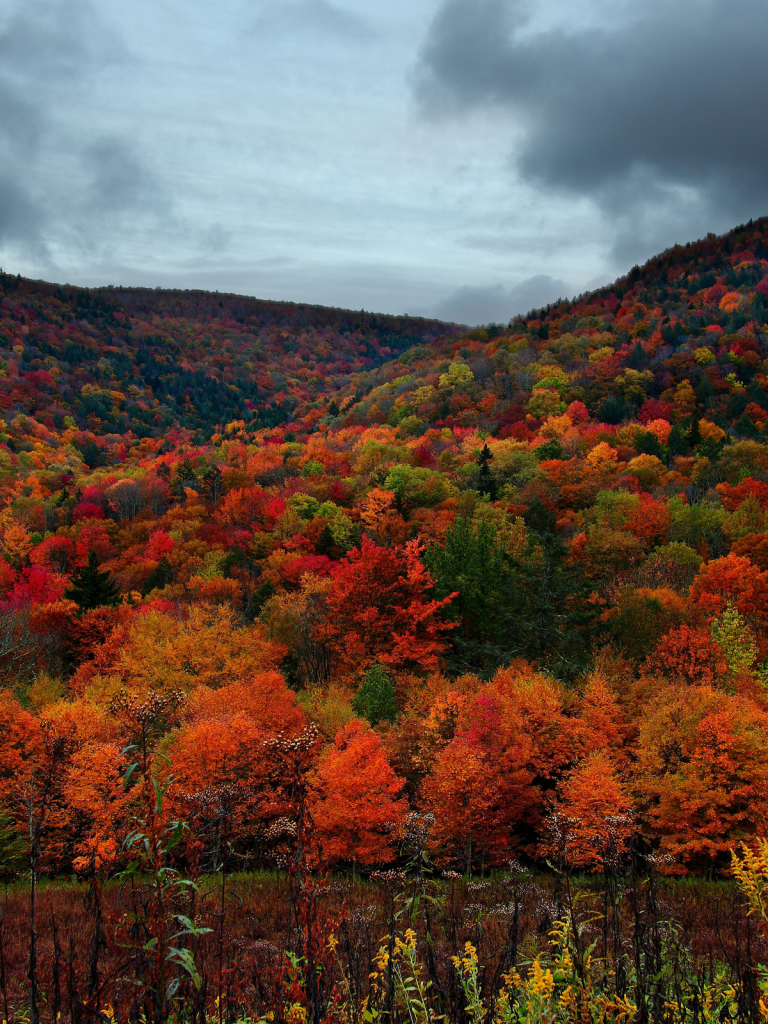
84, 139, 165, 216
416, 0, 768, 250
434, 274, 570, 325
0, 0, 166, 258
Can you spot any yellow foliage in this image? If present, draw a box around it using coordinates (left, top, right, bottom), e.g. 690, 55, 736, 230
585, 442, 619, 472
110, 604, 286, 694
540, 413, 573, 439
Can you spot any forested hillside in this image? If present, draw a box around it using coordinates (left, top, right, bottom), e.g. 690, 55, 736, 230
5, 218, 768, 1018
0, 273, 458, 439
4, 214, 768, 872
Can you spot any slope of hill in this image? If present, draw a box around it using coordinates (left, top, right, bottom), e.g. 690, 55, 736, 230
338, 216, 768, 440
2, 216, 768, 902
0, 272, 460, 444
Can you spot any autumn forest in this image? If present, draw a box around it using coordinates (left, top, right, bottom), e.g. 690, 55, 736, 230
6, 221, 768, 1021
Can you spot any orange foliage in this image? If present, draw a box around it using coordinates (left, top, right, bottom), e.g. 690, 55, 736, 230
636, 687, 768, 869
690, 553, 768, 624
421, 666, 580, 867
547, 751, 633, 869
716, 477, 768, 512
310, 719, 407, 865
731, 532, 768, 570
645, 624, 727, 685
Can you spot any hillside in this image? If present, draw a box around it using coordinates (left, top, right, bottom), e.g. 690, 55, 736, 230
2, 221, 768, 860
5, 218, 768, 1017
0, 272, 460, 444
338, 216, 768, 440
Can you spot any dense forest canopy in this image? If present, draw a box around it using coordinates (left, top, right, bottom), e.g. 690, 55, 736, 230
3, 217, 768, 879
7, 217, 768, 1021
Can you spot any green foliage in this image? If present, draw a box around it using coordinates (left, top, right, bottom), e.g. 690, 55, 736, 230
710, 603, 758, 676
535, 438, 564, 462
426, 515, 596, 678
650, 541, 703, 572
668, 496, 728, 555
65, 550, 121, 610
611, 589, 680, 663
0, 809, 27, 881
438, 362, 474, 389
384, 464, 452, 512
352, 663, 398, 726
475, 443, 497, 498
142, 555, 176, 596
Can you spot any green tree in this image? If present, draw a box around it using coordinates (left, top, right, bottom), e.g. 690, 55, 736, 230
476, 443, 497, 499
65, 550, 121, 611
0, 810, 27, 882
142, 556, 176, 597
352, 663, 398, 726
426, 516, 596, 678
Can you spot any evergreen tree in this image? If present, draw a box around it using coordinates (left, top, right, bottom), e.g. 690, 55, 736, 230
141, 556, 176, 596
426, 515, 596, 678
0, 810, 27, 881
476, 443, 497, 499
65, 550, 121, 611
352, 663, 398, 726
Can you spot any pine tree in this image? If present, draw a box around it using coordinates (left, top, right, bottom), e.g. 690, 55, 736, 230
65, 550, 121, 611
352, 663, 398, 726
426, 515, 596, 678
476, 443, 497, 499
141, 555, 176, 597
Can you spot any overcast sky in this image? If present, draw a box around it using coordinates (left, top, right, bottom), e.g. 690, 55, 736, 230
1, 0, 767, 325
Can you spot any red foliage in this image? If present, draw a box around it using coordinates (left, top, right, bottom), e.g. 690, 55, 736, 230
0, 565, 68, 611
638, 398, 673, 423
716, 476, 768, 512
72, 501, 105, 522
316, 537, 456, 676
645, 625, 728, 685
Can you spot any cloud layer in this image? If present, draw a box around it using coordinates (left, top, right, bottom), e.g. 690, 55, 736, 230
433, 274, 570, 326
1, 0, 764, 320
0, 0, 167, 266
416, 0, 768, 261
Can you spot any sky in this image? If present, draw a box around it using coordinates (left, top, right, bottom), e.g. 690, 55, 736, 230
1, 0, 767, 326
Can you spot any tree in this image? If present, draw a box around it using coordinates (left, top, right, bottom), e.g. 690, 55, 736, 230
476, 443, 497, 499
352, 663, 398, 726
314, 537, 456, 677
310, 720, 407, 866
75, 604, 287, 696
545, 751, 633, 870
421, 665, 580, 870
141, 555, 176, 596
690, 553, 768, 626
731, 532, 768, 570
426, 516, 597, 679
645, 624, 727, 686
65, 550, 121, 611
635, 687, 768, 871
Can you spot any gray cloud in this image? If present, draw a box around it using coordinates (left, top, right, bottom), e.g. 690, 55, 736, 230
433, 274, 570, 325
416, 0, 768, 259
0, 174, 44, 253
251, 0, 376, 43
0, 0, 168, 263
83, 138, 165, 216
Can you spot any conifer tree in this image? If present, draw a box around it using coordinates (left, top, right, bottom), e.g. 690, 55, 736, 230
476, 443, 497, 499
352, 663, 398, 726
65, 550, 121, 611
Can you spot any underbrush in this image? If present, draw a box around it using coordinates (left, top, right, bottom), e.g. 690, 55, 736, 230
0, 861, 765, 1023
